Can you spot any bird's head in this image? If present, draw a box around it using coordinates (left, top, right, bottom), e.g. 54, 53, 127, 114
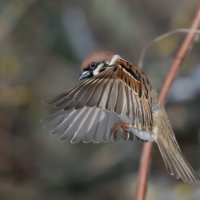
79, 51, 121, 80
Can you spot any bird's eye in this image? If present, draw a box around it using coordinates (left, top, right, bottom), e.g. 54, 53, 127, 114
89, 62, 97, 69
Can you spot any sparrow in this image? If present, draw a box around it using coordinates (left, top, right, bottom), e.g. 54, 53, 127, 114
42, 51, 200, 184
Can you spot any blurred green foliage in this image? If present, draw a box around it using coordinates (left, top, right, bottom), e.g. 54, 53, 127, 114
0, 1, 200, 200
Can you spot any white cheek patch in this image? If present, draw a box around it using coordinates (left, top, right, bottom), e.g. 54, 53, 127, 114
93, 63, 104, 75
93, 55, 121, 76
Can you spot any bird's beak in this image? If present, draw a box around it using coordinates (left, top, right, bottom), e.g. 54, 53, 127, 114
79, 71, 92, 80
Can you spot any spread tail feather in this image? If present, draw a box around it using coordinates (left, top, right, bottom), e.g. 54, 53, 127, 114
152, 95, 200, 184
156, 137, 200, 184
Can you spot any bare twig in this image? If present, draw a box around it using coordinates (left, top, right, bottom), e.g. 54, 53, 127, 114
135, 6, 200, 200
138, 28, 200, 69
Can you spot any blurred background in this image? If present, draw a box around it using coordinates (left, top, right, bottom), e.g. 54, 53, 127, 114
0, 0, 200, 200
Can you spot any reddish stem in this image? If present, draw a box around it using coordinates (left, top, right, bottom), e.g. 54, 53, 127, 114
135, 7, 200, 200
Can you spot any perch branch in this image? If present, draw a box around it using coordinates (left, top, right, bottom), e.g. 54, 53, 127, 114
135, 6, 200, 200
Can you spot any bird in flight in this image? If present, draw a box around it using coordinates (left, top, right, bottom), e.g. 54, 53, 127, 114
42, 51, 200, 184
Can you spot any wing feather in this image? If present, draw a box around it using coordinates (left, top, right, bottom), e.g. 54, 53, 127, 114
83, 110, 103, 143
43, 59, 153, 142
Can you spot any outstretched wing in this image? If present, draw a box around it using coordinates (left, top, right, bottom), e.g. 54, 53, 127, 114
42, 59, 153, 142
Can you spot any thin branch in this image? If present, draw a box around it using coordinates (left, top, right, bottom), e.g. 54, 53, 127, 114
138, 28, 200, 69
135, 6, 200, 200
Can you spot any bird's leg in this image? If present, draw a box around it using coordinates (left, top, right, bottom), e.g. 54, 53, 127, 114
111, 122, 130, 133
110, 122, 131, 141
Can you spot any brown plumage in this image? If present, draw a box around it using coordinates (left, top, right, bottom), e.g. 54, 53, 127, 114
82, 51, 113, 70
42, 51, 200, 184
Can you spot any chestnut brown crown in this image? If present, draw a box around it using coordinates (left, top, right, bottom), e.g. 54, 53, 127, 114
79, 51, 118, 80
81, 51, 114, 70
